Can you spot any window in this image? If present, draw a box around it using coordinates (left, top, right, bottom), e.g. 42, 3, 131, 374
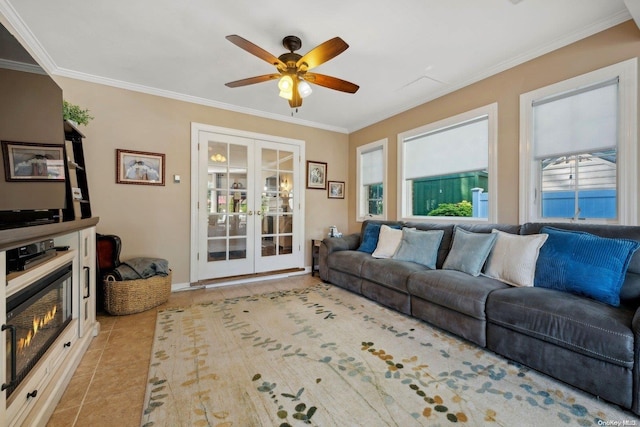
519, 59, 637, 224
356, 139, 387, 221
398, 104, 498, 221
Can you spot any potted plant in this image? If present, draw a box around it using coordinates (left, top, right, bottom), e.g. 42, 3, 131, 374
63, 100, 94, 126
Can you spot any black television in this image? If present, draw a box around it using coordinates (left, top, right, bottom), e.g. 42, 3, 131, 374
0, 21, 67, 229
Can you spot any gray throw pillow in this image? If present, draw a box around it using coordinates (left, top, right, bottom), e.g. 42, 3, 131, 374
392, 228, 444, 269
443, 228, 497, 276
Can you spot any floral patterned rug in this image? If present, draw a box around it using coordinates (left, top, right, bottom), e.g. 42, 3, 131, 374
141, 283, 637, 426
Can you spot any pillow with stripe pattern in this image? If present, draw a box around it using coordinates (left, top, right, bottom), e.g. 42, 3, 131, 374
534, 226, 640, 306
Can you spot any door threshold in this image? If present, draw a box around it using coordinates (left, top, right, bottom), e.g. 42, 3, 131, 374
194, 267, 305, 287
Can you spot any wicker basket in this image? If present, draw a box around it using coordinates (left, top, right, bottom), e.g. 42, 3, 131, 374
104, 271, 171, 315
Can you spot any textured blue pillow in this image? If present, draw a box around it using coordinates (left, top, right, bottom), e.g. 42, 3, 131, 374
393, 228, 444, 268
357, 223, 401, 254
443, 228, 497, 276
534, 226, 640, 306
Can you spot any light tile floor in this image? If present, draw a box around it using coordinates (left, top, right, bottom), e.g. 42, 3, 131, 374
46, 274, 319, 427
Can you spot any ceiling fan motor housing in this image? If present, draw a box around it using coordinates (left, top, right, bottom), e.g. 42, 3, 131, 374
282, 35, 302, 52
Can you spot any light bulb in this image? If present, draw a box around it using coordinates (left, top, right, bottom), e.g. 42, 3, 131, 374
298, 80, 312, 98
279, 89, 293, 100
278, 75, 293, 91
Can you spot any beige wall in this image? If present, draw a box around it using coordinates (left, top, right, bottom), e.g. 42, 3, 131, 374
348, 20, 640, 233
0, 68, 66, 210
50, 20, 640, 283
53, 77, 349, 284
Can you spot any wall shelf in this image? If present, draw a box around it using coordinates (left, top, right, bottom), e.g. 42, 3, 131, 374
63, 120, 91, 221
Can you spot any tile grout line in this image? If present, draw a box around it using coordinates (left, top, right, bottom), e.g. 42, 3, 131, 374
70, 325, 112, 427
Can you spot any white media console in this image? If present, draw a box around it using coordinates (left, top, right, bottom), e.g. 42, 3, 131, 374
0, 218, 99, 426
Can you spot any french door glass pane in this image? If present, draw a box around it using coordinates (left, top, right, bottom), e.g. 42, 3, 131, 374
207, 140, 248, 261
260, 148, 294, 257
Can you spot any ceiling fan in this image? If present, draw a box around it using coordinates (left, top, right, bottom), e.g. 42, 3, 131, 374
224, 34, 359, 109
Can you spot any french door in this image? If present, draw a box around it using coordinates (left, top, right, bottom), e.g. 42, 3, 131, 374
191, 125, 304, 281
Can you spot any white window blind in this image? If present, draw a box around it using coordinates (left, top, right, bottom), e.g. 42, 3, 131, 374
361, 147, 383, 185
533, 78, 618, 159
404, 116, 488, 180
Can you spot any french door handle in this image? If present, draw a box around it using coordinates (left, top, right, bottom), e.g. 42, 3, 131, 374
248, 210, 253, 216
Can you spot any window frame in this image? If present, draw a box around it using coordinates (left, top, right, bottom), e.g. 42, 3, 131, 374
397, 103, 498, 223
519, 58, 638, 225
356, 138, 388, 222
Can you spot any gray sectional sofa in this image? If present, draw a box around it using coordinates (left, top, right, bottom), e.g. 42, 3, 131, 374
318, 220, 640, 415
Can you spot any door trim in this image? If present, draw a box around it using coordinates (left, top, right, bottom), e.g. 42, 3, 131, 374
190, 122, 306, 284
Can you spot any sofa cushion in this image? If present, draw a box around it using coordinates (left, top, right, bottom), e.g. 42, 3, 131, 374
393, 228, 444, 269
357, 222, 383, 253
327, 250, 372, 277
535, 226, 640, 307
404, 222, 455, 269
521, 222, 640, 303
372, 225, 405, 258
357, 221, 402, 254
486, 287, 635, 368
484, 230, 548, 287
456, 223, 521, 235
361, 258, 430, 293
443, 228, 497, 276
408, 270, 510, 320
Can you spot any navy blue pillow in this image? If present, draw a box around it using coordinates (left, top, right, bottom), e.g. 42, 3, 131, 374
357, 223, 401, 254
534, 226, 640, 306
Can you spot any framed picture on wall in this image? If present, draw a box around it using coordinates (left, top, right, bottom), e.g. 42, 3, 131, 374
1, 141, 65, 182
116, 149, 165, 186
306, 160, 327, 190
328, 181, 345, 199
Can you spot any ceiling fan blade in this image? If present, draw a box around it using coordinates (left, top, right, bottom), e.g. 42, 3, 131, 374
304, 73, 359, 93
296, 37, 349, 71
226, 35, 286, 69
225, 74, 281, 88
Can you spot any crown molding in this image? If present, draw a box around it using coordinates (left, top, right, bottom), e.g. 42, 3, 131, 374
2, 0, 631, 134
349, 10, 633, 132
53, 67, 349, 134
0, 58, 45, 74
0, 0, 57, 74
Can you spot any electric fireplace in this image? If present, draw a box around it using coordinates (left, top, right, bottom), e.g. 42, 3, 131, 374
3, 263, 72, 397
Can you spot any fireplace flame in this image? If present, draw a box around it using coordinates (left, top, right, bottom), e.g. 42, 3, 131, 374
18, 305, 58, 353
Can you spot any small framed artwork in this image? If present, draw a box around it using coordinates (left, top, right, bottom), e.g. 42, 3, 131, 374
1, 141, 65, 181
328, 181, 345, 199
306, 160, 327, 190
116, 149, 165, 186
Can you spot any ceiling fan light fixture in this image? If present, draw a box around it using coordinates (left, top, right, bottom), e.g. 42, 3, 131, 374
279, 89, 293, 100
278, 75, 293, 91
298, 79, 312, 98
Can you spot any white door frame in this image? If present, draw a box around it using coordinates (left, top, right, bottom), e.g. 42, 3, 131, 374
190, 122, 306, 284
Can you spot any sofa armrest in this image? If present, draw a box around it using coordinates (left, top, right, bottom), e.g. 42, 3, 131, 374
318, 233, 360, 281
325, 233, 361, 253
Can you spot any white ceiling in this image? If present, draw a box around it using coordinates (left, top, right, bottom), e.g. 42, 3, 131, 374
0, 0, 635, 133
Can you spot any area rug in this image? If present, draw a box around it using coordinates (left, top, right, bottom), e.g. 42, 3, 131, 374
141, 283, 637, 426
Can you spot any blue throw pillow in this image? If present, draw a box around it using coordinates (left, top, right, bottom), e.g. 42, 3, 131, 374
357, 223, 400, 254
534, 226, 640, 306
443, 228, 497, 276
393, 228, 444, 269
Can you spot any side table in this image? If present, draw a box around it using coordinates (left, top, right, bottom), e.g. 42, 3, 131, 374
311, 239, 322, 276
